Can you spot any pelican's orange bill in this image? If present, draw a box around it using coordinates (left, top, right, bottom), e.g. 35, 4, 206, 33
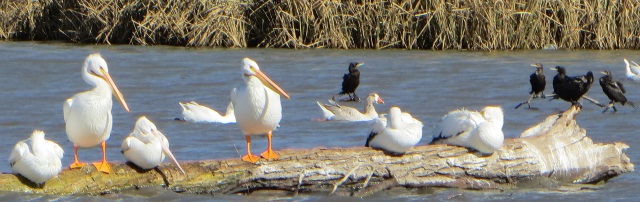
255, 69, 290, 99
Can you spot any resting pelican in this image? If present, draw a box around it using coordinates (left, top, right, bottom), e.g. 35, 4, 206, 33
623, 59, 640, 81
434, 106, 504, 155
317, 93, 384, 121
178, 101, 235, 124
232, 58, 290, 163
63, 53, 129, 174
365, 106, 423, 155
9, 130, 64, 186
121, 116, 185, 174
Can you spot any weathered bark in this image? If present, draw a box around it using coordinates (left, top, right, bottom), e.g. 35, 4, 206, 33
0, 106, 633, 196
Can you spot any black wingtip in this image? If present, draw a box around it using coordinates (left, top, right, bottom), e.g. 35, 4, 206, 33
365, 132, 377, 147
431, 132, 445, 143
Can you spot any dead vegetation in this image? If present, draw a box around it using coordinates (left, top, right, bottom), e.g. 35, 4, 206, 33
2, 0, 640, 49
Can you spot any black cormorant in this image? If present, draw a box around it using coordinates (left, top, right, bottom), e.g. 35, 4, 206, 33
334, 62, 363, 102
599, 70, 636, 112
515, 63, 546, 109
550, 66, 598, 107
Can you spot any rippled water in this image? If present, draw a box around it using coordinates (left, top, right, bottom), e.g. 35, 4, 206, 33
0, 42, 638, 200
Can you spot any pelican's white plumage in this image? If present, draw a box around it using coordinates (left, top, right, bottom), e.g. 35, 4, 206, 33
435, 106, 504, 154
121, 116, 185, 174
63, 53, 129, 173
231, 57, 290, 163
365, 107, 423, 154
316, 93, 384, 121
623, 58, 640, 81
179, 101, 235, 124
9, 130, 64, 185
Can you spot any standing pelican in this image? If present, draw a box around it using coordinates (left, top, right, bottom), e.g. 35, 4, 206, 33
232, 58, 290, 163
9, 130, 64, 186
365, 106, 423, 155
623, 59, 640, 81
178, 101, 235, 124
63, 53, 129, 174
121, 116, 185, 174
433, 106, 504, 155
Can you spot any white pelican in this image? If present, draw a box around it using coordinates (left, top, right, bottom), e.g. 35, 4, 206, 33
623, 58, 640, 81
121, 116, 185, 174
316, 93, 384, 121
365, 106, 423, 155
232, 58, 290, 163
9, 130, 64, 185
434, 106, 504, 155
63, 53, 129, 174
178, 101, 235, 124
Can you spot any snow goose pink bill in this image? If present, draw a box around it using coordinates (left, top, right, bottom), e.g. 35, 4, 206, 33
365, 106, 423, 155
316, 93, 384, 121
9, 130, 64, 186
434, 106, 504, 155
121, 116, 185, 174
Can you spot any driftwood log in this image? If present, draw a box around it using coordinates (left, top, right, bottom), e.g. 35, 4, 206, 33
0, 106, 633, 196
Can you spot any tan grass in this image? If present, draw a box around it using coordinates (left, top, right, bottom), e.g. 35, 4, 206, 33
2, 0, 640, 50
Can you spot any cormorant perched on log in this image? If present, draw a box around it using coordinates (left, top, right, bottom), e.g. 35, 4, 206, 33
599, 70, 636, 113
334, 62, 364, 102
515, 63, 546, 109
550, 66, 601, 107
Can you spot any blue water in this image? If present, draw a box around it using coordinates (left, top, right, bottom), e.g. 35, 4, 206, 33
0, 42, 638, 200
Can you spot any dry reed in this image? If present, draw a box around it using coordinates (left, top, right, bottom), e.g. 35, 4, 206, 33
2, 0, 640, 50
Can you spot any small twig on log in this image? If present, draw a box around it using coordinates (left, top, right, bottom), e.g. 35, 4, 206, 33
331, 164, 361, 195
295, 172, 304, 196
362, 170, 374, 190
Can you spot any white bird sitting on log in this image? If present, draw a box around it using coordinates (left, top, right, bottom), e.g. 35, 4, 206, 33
365, 106, 423, 155
232, 57, 290, 163
121, 116, 185, 174
316, 93, 384, 121
63, 53, 130, 174
433, 106, 504, 155
178, 101, 235, 124
623, 58, 640, 82
9, 130, 64, 186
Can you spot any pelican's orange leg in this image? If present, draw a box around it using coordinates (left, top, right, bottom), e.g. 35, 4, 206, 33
92, 141, 111, 174
260, 131, 279, 161
69, 145, 87, 169
242, 135, 260, 163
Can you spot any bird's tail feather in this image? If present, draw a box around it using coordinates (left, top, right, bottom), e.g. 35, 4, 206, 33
627, 101, 637, 109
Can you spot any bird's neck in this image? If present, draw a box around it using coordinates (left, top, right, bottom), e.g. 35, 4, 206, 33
246, 76, 262, 87
389, 114, 402, 129
91, 80, 113, 97
29, 136, 46, 155
364, 100, 377, 117
246, 76, 275, 96
83, 74, 112, 96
